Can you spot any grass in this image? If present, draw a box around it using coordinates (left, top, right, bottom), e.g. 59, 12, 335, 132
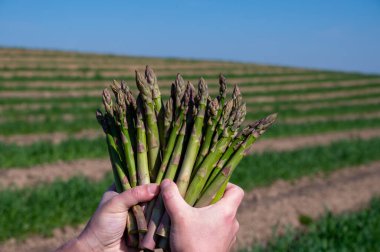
0, 175, 112, 241
0, 137, 106, 169
231, 137, 380, 190
1, 137, 380, 241
246, 198, 380, 252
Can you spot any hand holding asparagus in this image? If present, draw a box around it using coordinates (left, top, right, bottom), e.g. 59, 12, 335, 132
96, 65, 277, 250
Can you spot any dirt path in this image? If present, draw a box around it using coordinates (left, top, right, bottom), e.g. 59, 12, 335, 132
1, 160, 380, 252
2, 128, 380, 189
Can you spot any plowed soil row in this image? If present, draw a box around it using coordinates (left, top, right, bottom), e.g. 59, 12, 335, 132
1, 161, 380, 252
2, 128, 380, 189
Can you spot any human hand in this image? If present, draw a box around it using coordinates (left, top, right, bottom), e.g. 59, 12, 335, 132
161, 179, 244, 252
56, 183, 159, 252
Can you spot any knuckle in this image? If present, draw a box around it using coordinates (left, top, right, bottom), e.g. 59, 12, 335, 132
222, 206, 236, 221
130, 187, 143, 199
108, 195, 121, 207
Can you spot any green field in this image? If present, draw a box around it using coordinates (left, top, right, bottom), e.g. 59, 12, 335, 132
1, 47, 380, 251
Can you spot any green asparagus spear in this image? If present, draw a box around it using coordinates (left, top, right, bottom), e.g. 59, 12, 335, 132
135, 96, 150, 185
136, 70, 161, 181
115, 90, 137, 187
184, 101, 246, 206
195, 114, 277, 207
96, 110, 147, 234
193, 97, 219, 172
145, 66, 166, 149
176, 78, 208, 196
154, 82, 190, 183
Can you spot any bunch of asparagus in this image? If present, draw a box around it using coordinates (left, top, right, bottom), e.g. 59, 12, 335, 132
96, 66, 277, 251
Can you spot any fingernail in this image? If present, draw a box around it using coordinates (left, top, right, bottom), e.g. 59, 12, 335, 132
161, 179, 171, 190
148, 184, 159, 195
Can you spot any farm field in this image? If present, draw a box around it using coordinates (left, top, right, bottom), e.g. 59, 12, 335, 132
1, 47, 380, 251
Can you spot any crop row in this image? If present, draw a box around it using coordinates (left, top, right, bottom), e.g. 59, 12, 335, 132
2, 113, 380, 168
0, 75, 376, 94
2, 99, 379, 124
0, 74, 370, 90
2, 88, 379, 107
1, 137, 380, 241
1, 111, 380, 137
0, 71, 348, 82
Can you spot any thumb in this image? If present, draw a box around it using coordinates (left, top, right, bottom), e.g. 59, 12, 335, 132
106, 184, 160, 212
161, 179, 190, 221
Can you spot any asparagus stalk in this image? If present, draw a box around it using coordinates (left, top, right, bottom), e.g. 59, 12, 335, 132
96, 110, 147, 234
121, 82, 137, 149
114, 90, 137, 187
195, 114, 277, 207
211, 84, 240, 147
141, 90, 190, 250
163, 98, 173, 145
145, 66, 166, 149
210, 178, 229, 204
176, 78, 208, 196
136, 70, 161, 181
203, 128, 247, 189
135, 96, 150, 185
184, 101, 246, 206
193, 97, 219, 171
154, 82, 190, 183
155, 88, 194, 239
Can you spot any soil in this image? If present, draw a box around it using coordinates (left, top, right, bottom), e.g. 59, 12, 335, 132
1, 161, 380, 252
0, 159, 110, 189
0, 129, 102, 145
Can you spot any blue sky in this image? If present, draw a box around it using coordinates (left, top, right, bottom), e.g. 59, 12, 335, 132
0, 0, 379, 73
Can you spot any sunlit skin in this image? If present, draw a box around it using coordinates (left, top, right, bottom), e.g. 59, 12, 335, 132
56, 180, 243, 252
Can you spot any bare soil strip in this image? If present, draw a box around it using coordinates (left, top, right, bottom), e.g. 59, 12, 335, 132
2, 128, 380, 189
0, 129, 102, 145
1, 161, 380, 252
0, 159, 110, 189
